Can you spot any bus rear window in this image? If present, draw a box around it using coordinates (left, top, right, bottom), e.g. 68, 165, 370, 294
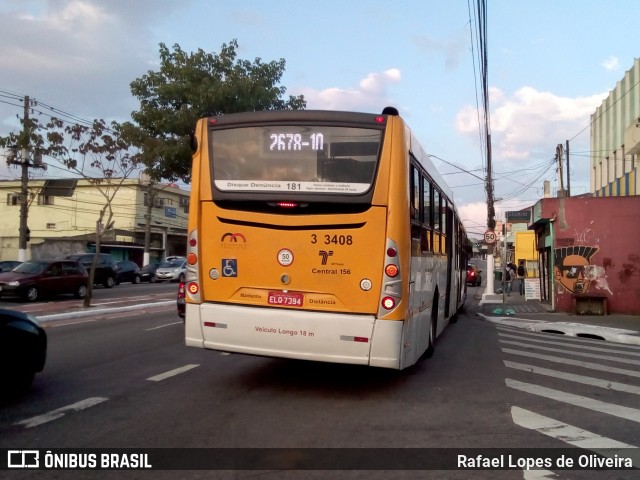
210, 125, 382, 195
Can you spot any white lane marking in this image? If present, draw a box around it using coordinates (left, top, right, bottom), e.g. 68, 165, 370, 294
16, 397, 108, 429
504, 361, 640, 396
499, 332, 640, 356
511, 406, 639, 467
502, 348, 640, 378
506, 379, 640, 424
501, 340, 640, 366
147, 364, 199, 382
146, 321, 183, 331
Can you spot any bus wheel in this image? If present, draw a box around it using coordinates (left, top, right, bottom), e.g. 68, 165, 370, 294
425, 296, 438, 358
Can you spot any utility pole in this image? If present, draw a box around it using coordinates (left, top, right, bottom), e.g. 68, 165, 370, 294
6, 96, 46, 261
556, 143, 565, 197
143, 180, 155, 266
565, 140, 570, 197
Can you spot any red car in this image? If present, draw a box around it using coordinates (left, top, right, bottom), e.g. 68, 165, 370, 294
466, 265, 482, 286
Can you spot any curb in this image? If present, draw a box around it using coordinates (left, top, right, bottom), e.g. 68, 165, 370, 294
477, 313, 640, 346
37, 301, 175, 323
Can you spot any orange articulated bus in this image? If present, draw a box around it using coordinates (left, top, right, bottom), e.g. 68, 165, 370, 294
184, 107, 469, 369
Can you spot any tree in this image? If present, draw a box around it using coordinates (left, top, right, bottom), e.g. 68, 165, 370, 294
44, 118, 142, 307
122, 39, 306, 183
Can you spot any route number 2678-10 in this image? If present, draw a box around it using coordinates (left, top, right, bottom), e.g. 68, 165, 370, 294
311, 234, 354, 246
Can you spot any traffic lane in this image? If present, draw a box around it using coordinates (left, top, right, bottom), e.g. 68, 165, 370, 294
1, 312, 557, 480
5, 312, 538, 450
0, 308, 192, 431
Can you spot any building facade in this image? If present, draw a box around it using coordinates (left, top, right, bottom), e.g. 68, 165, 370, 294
591, 57, 640, 196
529, 196, 640, 315
0, 178, 189, 265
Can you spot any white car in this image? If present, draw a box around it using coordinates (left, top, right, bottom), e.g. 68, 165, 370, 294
154, 260, 186, 283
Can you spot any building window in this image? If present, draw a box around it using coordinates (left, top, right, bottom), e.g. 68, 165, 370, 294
37, 195, 54, 205
6, 193, 22, 206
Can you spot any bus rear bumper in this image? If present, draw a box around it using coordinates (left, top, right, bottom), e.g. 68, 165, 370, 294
185, 303, 403, 369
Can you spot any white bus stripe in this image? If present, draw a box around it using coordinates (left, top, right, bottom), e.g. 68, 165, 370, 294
147, 364, 199, 382
506, 379, 640, 423
511, 406, 639, 467
499, 332, 640, 357
501, 340, 640, 366
504, 361, 640, 395
502, 348, 640, 378
16, 397, 108, 429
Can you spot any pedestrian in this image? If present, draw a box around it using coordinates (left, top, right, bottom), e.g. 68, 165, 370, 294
517, 260, 527, 295
505, 263, 516, 296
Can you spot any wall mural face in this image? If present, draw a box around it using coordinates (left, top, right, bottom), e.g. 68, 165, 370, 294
553, 245, 600, 294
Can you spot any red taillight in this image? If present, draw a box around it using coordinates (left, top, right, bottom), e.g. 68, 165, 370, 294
375, 116, 385, 124
189, 238, 197, 247
187, 282, 199, 295
381, 296, 396, 310
387, 247, 397, 257
277, 201, 298, 208
178, 282, 185, 299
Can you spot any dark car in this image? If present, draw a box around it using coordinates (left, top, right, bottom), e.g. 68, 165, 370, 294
466, 264, 482, 287
0, 261, 22, 273
115, 260, 141, 285
177, 280, 185, 319
59, 253, 117, 288
0, 259, 88, 302
140, 263, 161, 283
0, 309, 47, 394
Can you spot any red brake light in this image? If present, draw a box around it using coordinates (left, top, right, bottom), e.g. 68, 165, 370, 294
277, 202, 298, 208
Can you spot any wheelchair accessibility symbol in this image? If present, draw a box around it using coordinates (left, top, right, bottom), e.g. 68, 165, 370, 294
222, 259, 237, 277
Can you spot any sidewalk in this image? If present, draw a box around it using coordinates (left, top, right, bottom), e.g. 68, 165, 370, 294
477, 288, 640, 346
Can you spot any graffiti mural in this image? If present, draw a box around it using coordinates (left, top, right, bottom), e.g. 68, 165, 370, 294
553, 246, 600, 294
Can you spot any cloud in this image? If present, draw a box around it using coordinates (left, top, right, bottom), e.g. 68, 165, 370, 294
0, 0, 184, 123
300, 69, 401, 111
455, 86, 608, 163
601, 56, 620, 72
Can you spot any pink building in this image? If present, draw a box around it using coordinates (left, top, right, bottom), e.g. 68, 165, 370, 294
529, 196, 640, 315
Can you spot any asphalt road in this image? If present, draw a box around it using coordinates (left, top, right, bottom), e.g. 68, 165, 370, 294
1, 291, 639, 479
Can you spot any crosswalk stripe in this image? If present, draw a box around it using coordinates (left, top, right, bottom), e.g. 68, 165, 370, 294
506, 379, 640, 423
511, 406, 639, 468
504, 360, 640, 395
500, 340, 640, 365
496, 326, 640, 351
499, 332, 640, 357
502, 348, 640, 378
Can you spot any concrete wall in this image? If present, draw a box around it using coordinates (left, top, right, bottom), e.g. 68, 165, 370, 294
537, 196, 640, 314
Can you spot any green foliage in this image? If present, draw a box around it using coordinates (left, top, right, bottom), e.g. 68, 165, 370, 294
124, 39, 306, 183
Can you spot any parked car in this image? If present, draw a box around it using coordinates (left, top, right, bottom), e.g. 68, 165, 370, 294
0, 259, 88, 302
177, 280, 185, 319
140, 263, 161, 283
115, 260, 141, 285
0, 260, 22, 273
0, 308, 47, 394
155, 259, 186, 283
59, 253, 117, 288
165, 256, 186, 262
466, 264, 482, 286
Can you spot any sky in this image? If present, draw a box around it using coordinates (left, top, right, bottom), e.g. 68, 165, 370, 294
0, 0, 638, 239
